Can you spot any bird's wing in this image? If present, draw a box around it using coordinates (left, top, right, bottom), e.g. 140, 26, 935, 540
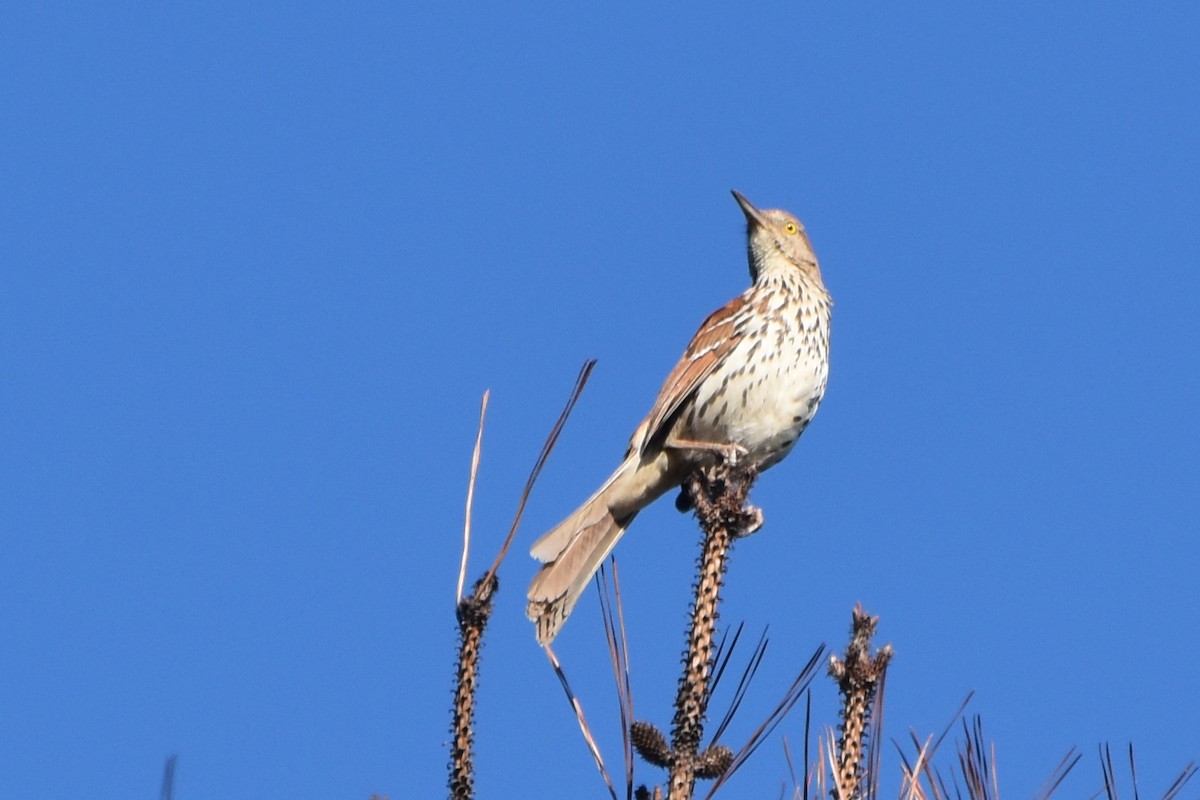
628, 292, 750, 456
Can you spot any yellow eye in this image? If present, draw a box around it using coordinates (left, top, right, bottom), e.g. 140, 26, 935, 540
784, 222, 799, 235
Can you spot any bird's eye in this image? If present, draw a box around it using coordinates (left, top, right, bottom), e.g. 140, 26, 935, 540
784, 222, 799, 235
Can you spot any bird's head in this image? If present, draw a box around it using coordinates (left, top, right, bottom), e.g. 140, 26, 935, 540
732, 190, 819, 282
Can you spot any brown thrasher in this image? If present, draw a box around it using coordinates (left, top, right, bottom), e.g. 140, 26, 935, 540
527, 190, 832, 645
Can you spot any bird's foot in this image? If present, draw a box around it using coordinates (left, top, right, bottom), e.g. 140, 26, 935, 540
736, 505, 764, 538
719, 442, 749, 467
664, 436, 748, 467
675, 484, 757, 517
680, 459, 762, 537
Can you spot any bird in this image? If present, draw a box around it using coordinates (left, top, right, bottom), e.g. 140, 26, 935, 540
526, 190, 832, 645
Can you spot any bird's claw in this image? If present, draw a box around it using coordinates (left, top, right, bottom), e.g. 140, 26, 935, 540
720, 443, 749, 467
736, 506, 764, 538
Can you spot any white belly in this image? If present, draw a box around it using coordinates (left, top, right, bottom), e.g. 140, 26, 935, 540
687, 321, 829, 471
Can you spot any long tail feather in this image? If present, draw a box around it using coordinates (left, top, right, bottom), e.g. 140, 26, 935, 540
527, 457, 640, 645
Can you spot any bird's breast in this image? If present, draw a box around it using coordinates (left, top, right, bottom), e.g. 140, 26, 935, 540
687, 320, 828, 470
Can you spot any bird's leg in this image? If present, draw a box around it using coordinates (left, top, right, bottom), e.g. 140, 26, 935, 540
665, 435, 748, 515
662, 435, 748, 467
739, 506, 764, 536
665, 438, 763, 536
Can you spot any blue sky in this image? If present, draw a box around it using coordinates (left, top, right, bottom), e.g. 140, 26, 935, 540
3, 2, 1198, 798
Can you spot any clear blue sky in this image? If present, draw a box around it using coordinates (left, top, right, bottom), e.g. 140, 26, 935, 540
3, 2, 1198, 798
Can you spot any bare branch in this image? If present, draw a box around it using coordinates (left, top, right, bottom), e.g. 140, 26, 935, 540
546, 643, 619, 800
457, 390, 489, 605
484, 359, 596, 585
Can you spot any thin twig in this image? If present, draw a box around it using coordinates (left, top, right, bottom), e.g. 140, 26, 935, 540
816, 731, 829, 800
1032, 748, 1081, 800
1161, 761, 1198, 800
708, 627, 768, 745
448, 363, 593, 799
1102, 744, 1119, 800
828, 728, 848, 800
613, 563, 637, 798
708, 624, 747, 711
804, 692, 813, 800
704, 646, 826, 799
484, 359, 595, 586
865, 666, 887, 800
458, 390, 490, 604
160, 755, 177, 800
897, 733, 936, 800
546, 643, 619, 800
783, 736, 799, 795
1129, 744, 1141, 800
598, 563, 637, 800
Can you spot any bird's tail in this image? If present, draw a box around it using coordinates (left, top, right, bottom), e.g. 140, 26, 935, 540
526, 455, 641, 646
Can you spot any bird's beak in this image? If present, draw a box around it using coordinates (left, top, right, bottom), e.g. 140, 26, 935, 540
731, 190, 767, 228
